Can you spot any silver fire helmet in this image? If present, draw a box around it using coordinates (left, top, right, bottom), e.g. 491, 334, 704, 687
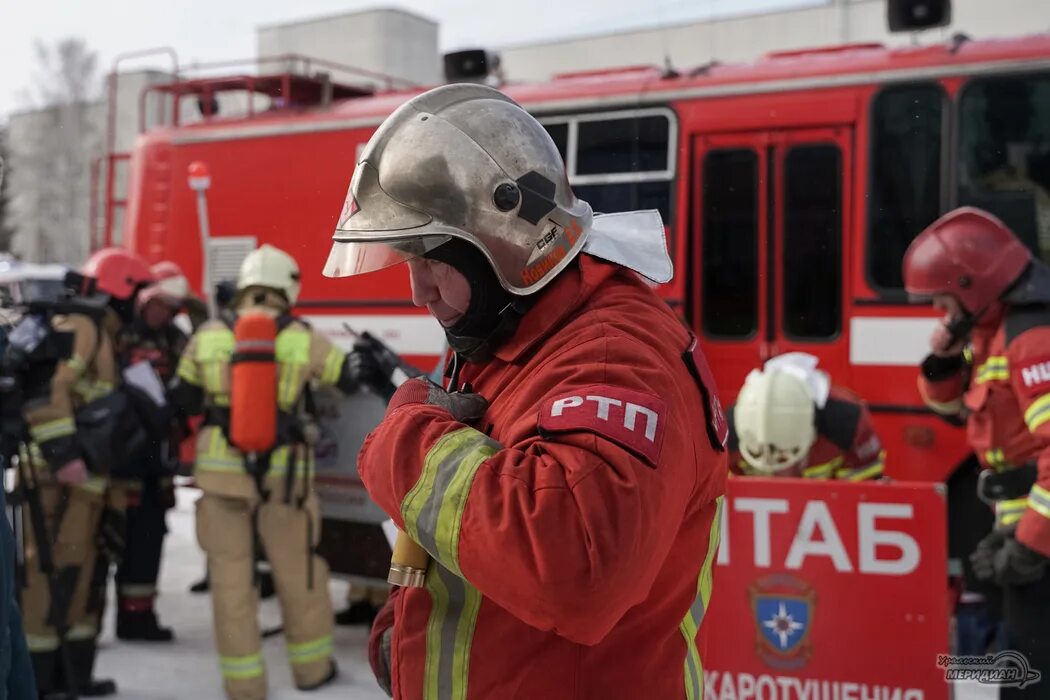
323, 83, 593, 295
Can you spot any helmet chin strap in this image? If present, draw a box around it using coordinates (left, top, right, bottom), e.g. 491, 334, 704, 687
444, 297, 532, 363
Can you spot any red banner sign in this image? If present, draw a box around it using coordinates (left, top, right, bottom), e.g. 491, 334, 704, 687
702, 478, 949, 700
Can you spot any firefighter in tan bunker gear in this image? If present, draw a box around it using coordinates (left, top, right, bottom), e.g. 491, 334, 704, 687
171, 244, 380, 700
22, 248, 156, 698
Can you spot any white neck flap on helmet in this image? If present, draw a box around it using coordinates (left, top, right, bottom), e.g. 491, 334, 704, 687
582, 209, 673, 285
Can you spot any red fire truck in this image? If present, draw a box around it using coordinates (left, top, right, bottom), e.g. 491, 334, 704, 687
104, 34, 1050, 575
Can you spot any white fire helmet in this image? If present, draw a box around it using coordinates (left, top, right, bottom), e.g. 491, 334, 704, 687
734, 368, 817, 474
237, 244, 301, 305
323, 83, 593, 295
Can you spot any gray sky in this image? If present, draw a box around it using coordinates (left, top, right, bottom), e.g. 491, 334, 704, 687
0, 0, 814, 119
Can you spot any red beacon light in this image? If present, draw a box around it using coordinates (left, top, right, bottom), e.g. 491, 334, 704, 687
188, 161, 211, 191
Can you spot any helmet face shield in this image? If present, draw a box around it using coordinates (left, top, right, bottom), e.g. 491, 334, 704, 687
740, 439, 811, 474
323, 234, 452, 278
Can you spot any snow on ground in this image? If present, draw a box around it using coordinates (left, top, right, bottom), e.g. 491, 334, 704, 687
92, 488, 1002, 700
95, 488, 387, 700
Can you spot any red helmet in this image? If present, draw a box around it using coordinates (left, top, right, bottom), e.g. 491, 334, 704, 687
903, 207, 1032, 314
82, 248, 154, 301
138, 261, 190, 308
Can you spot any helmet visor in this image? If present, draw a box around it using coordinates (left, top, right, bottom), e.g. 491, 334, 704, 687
323, 235, 452, 278
740, 442, 808, 474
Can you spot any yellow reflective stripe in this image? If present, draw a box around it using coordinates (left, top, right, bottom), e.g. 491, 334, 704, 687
220, 652, 265, 680
74, 379, 113, 402
25, 634, 59, 652
1024, 393, 1050, 432
321, 347, 344, 385
275, 329, 311, 408
839, 455, 885, 482
975, 356, 1009, 384
280, 364, 301, 409
67, 355, 87, 377
287, 635, 333, 665
681, 495, 724, 700
1029, 485, 1050, 520
197, 328, 234, 393
275, 329, 311, 365
77, 476, 107, 496
67, 622, 97, 641
803, 457, 841, 479
177, 354, 201, 384
423, 562, 482, 700
30, 417, 75, 443
197, 328, 235, 361
119, 584, 157, 597
401, 427, 501, 576
996, 497, 1029, 528
964, 347, 974, 364
196, 445, 296, 475
985, 449, 1012, 472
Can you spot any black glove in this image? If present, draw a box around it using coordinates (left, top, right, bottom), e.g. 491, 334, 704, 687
386, 377, 488, 423
345, 342, 386, 392
970, 528, 1008, 582
971, 528, 1049, 585
994, 537, 1048, 586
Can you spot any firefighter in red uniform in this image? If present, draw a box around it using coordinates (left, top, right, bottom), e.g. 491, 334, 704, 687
905, 206, 1050, 694
112, 261, 189, 641
727, 353, 885, 480
323, 84, 728, 699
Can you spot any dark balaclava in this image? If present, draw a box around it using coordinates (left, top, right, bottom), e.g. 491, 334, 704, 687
423, 239, 534, 362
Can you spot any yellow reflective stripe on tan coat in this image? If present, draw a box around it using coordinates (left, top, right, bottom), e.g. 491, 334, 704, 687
681, 495, 724, 700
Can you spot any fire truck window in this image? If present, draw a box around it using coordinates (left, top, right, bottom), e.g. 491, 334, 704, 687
576, 115, 670, 175
543, 122, 569, 162
783, 145, 842, 340
702, 149, 758, 338
868, 85, 944, 290
958, 74, 1050, 262
573, 182, 671, 222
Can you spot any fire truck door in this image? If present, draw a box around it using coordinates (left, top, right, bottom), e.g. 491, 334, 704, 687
692, 127, 852, 403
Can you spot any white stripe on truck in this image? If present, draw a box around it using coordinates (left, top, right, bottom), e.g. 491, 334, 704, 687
849, 317, 940, 367
304, 314, 446, 357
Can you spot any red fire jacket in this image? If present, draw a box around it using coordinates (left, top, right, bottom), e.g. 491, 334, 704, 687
359, 255, 728, 699
918, 265, 1050, 556
727, 386, 885, 481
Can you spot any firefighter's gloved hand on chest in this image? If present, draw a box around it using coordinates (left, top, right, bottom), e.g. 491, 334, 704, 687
386, 377, 488, 423
971, 527, 1048, 585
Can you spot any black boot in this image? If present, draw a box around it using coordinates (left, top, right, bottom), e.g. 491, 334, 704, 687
299, 660, 338, 691
335, 600, 379, 627
189, 573, 209, 594
116, 609, 175, 642
258, 569, 276, 600
32, 651, 66, 699
65, 640, 116, 697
